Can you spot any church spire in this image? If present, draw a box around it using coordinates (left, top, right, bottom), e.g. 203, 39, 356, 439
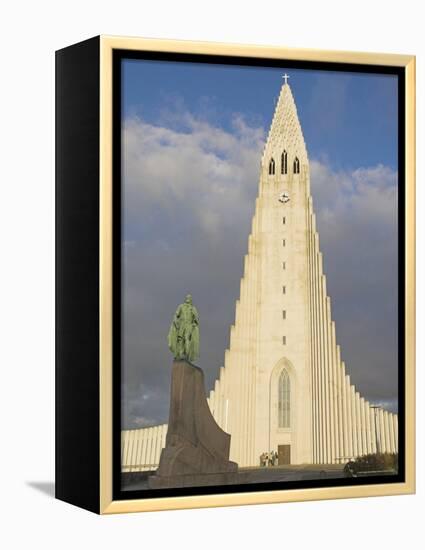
262, 78, 308, 168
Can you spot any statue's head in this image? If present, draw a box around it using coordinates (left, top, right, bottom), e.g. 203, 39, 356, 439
184, 294, 192, 304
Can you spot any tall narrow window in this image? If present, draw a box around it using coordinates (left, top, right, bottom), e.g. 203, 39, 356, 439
282, 285, 286, 294
281, 150, 288, 174
282, 261, 286, 270
282, 239, 286, 247
282, 216, 286, 225
269, 158, 275, 175
282, 336, 286, 345
282, 310, 286, 319
293, 157, 300, 174
278, 370, 290, 428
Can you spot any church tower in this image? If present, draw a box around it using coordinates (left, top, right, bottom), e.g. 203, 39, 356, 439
205, 77, 398, 467
121, 78, 399, 472
214, 77, 313, 465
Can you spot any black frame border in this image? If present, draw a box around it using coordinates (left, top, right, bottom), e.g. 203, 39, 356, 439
112, 49, 406, 502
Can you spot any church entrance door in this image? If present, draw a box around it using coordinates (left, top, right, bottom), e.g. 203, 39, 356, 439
278, 444, 291, 465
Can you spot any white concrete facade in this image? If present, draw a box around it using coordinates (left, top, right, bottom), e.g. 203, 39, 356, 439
122, 82, 398, 471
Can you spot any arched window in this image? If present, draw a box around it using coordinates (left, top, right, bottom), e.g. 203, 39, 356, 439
281, 150, 288, 174
293, 157, 300, 174
278, 369, 290, 428
269, 158, 275, 175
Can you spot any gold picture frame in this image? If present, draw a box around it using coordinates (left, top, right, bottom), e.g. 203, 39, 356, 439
56, 35, 415, 514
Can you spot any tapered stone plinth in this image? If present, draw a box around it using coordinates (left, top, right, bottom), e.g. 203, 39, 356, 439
148, 360, 237, 489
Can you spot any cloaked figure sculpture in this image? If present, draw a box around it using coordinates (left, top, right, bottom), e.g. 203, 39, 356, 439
149, 295, 237, 488
167, 294, 199, 362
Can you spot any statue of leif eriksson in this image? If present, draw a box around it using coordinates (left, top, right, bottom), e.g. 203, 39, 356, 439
167, 294, 200, 362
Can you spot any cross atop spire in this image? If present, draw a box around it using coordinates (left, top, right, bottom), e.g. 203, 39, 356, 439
262, 76, 308, 166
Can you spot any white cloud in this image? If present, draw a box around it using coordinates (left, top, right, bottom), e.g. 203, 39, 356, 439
310, 160, 397, 226
123, 112, 265, 244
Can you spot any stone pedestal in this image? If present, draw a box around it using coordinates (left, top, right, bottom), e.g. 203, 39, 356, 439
148, 360, 237, 489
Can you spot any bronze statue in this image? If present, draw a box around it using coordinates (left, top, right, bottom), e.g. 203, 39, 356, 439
167, 294, 200, 362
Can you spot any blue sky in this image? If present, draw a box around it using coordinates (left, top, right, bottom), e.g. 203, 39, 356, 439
122, 59, 398, 171
121, 58, 399, 429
